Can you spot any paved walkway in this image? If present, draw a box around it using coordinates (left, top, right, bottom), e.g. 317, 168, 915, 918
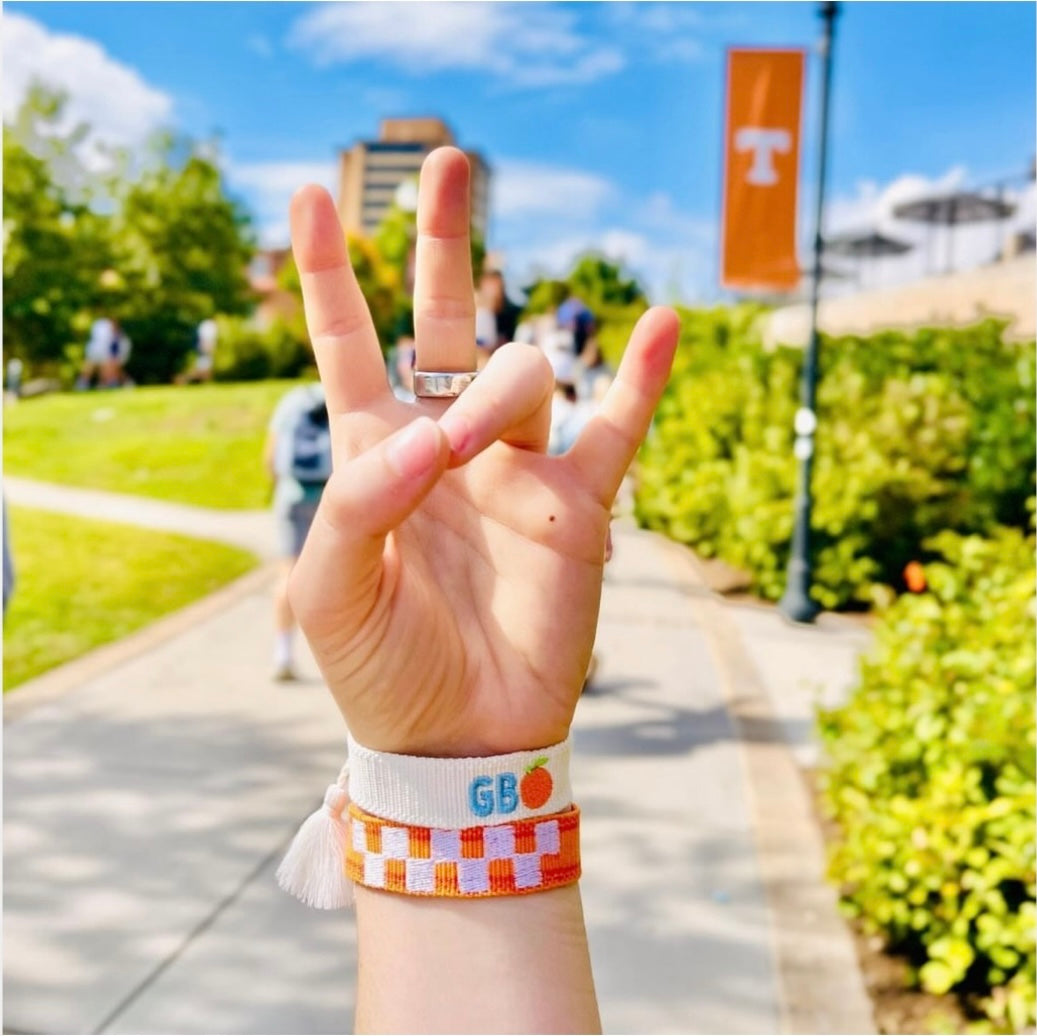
3, 481, 876, 1035
5, 476, 275, 559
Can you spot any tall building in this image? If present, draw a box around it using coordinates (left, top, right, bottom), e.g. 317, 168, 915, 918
337, 117, 490, 240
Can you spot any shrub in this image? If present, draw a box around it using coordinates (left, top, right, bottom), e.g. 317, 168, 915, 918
211, 317, 313, 382
123, 313, 199, 385
635, 312, 1035, 608
818, 528, 1036, 1030
594, 299, 650, 369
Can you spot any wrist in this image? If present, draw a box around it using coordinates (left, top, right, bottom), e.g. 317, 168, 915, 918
354, 882, 600, 1034
344, 720, 574, 761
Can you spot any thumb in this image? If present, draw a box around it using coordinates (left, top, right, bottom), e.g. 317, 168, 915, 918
288, 416, 449, 635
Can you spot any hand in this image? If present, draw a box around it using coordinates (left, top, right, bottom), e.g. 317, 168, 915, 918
288, 147, 678, 758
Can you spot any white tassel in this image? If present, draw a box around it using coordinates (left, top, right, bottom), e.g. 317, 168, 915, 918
276, 763, 354, 910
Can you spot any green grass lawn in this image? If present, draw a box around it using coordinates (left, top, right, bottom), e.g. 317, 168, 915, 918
3, 506, 258, 690
4, 381, 301, 509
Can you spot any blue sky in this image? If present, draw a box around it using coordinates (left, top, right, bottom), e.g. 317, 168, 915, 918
5, 2, 1034, 301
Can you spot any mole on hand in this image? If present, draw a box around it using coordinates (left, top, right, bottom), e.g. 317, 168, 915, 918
549, 515, 556, 522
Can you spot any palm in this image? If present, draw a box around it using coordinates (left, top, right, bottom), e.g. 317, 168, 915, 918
288, 149, 677, 758
308, 397, 607, 756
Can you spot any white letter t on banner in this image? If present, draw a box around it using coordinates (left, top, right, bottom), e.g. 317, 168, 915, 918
734, 127, 792, 186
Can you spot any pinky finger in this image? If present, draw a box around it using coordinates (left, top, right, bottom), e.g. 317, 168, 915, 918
566, 307, 679, 506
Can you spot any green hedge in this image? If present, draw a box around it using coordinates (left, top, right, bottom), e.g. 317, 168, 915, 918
818, 529, 1035, 1030
635, 311, 1035, 608
209, 316, 314, 382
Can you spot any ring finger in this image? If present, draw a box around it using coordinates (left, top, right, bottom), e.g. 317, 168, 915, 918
436, 342, 554, 465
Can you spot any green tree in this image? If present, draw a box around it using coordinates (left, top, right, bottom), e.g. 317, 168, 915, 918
522, 255, 648, 315
349, 235, 405, 349
522, 255, 650, 367
373, 197, 485, 347
279, 195, 486, 353
566, 254, 646, 309
4, 84, 257, 384
107, 136, 256, 383
373, 201, 416, 283
2, 86, 114, 369
277, 229, 403, 351
521, 278, 569, 316
371, 202, 418, 347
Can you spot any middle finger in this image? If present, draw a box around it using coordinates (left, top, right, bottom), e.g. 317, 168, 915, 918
412, 147, 476, 376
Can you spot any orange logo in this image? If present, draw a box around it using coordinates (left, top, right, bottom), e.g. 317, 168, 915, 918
520, 757, 553, 809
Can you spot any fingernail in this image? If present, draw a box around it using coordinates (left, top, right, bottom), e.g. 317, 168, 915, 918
386, 419, 440, 479
438, 412, 471, 456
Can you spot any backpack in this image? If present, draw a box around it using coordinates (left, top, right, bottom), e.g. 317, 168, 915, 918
286, 399, 332, 485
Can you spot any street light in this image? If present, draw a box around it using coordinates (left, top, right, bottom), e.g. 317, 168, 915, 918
778, 1, 840, 624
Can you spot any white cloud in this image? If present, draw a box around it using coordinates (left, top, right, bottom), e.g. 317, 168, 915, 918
605, 2, 706, 63
246, 34, 274, 58
358, 85, 411, 113
2, 12, 172, 151
227, 159, 338, 247
635, 191, 716, 242
229, 160, 338, 196
826, 167, 968, 234
823, 166, 1034, 290
517, 231, 646, 277
504, 47, 625, 88
234, 153, 618, 250
288, 2, 624, 87
1011, 179, 1037, 231
503, 226, 714, 305
597, 229, 651, 267
227, 143, 721, 301
598, 223, 715, 304
496, 185, 717, 304
492, 160, 616, 221
632, 3, 703, 33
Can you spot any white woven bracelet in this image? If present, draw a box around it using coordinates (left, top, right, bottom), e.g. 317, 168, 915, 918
346, 733, 573, 828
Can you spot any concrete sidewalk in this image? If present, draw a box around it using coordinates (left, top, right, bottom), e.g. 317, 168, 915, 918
5, 476, 275, 559
3, 518, 875, 1035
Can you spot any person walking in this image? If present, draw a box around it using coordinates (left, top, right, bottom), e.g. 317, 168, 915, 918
6, 357, 24, 400
77, 316, 126, 389
555, 291, 598, 366
264, 381, 331, 681
475, 268, 522, 368
96, 319, 132, 388
179, 317, 218, 383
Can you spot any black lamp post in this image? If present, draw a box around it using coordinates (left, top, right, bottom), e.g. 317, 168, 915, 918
779, 0, 840, 624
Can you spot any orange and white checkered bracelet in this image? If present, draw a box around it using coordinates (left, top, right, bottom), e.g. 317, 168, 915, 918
346, 801, 581, 897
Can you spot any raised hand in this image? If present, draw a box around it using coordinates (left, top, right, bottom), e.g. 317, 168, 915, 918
288, 147, 678, 758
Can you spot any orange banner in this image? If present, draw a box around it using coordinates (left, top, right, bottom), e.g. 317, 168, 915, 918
721, 49, 805, 292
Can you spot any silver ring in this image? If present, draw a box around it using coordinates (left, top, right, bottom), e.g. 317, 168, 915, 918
413, 371, 478, 398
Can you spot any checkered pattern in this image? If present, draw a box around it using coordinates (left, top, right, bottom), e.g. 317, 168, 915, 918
345, 802, 581, 897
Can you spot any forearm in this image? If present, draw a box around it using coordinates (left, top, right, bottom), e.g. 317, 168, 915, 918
280, 152, 677, 1036
354, 882, 600, 1035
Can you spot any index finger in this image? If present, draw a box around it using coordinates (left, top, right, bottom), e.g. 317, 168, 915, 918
290, 185, 389, 412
